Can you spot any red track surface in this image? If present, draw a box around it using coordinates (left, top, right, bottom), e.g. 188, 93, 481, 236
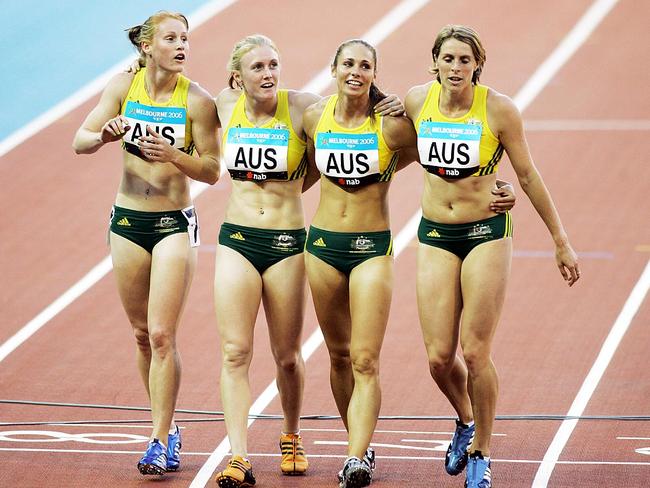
1, 1, 648, 487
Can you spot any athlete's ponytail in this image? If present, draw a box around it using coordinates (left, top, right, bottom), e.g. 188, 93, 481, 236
126, 11, 189, 68
368, 82, 387, 118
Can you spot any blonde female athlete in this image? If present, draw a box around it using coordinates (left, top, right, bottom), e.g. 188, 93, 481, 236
212, 35, 403, 488
73, 11, 220, 476
404, 25, 580, 488
301, 39, 419, 488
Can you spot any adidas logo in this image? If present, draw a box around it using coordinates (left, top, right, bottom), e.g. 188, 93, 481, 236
427, 229, 440, 237
312, 237, 326, 247
229, 232, 245, 241
116, 217, 131, 226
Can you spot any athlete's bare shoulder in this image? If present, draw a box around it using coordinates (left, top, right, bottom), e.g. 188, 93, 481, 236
302, 96, 330, 138
405, 81, 433, 120
486, 86, 522, 136
287, 90, 321, 112
215, 87, 241, 105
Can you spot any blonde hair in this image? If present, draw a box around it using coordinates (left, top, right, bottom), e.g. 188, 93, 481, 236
227, 34, 280, 89
126, 11, 189, 67
430, 25, 486, 84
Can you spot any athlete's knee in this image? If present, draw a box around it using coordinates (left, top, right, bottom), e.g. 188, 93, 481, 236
461, 343, 491, 376
328, 347, 351, 373
221, 341, 252, 370
426, 348, 456, 378
148, 327, 176, 358
132, 326, 151, 353
274, 350, 303, 373
350, 350, 380, 377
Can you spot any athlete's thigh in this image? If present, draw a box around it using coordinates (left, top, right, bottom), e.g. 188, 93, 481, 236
459, 238, 512, 346
148, 233, 197, 329
109, 232, 152, 326
348, 256, 393, 355
305, 252, 351, 352
214, 244, 263, 346
262, 253, 306, 355
416, 244, 463, 354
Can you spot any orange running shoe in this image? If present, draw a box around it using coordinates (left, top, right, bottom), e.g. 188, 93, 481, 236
215, 456, 256, 488
279, 432, 309, 475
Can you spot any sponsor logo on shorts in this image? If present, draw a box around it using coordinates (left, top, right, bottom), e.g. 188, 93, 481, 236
230, 232, 245, 241
312, 237, 326, 247
468, 224, 492, 238
426, 229, 441, 238
156, 217, 178, 228
116, 217, 131, 226
351, 236, 375, 252
273, 233, 298, 251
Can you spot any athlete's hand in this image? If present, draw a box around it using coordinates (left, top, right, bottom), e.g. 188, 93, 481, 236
375, 94, 405, 117
100, 115, 131, 143
125, 59, 143, 74
138, 125, 177, 163
490, 184, 516, 213
556, 242, 580, 286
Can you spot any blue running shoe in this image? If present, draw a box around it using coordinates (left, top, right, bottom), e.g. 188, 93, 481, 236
465, 451, 492, 488
166, 425, 182, 471
445, 419, 475, 476
138, 438, 167, 476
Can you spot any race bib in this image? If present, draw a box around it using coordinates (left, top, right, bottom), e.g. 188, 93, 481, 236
417, 121, 481, 178
123, 101, 187, 158
315, 132, 380, 187
225, 127, 289, 181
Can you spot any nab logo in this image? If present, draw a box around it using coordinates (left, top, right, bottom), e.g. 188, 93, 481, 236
247, 171, 253, 179
445, 169, 460, 176
253, 173, 267, 181
340, 178, 360, 186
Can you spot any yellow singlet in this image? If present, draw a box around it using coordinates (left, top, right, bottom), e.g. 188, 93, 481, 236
222, 90, 307, 182
414, 82, 503, 179
314, 95, 398, 188
120, 68, 193, 159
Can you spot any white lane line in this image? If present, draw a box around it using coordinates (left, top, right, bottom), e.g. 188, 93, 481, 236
0, 0, 239, 159
514, 0, 620, 112
189, 0, 431, 486
532, 260, 650, 487
0, 180, 213, 364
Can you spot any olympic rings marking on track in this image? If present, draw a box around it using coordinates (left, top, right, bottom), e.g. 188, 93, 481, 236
0, 430, 148, 444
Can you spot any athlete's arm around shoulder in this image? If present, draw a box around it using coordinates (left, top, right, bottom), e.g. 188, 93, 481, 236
394, 82, 430, 171
287, 90, 321, 138
301, 97, 328, 193
176, 81, 221, 184
72, 72, 134, 154
489, 88, 580, 286
404, 82, 431, 122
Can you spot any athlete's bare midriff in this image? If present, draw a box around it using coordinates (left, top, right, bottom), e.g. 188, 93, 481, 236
225, 178, 305, 229
421, 172, 498, 224
311, 177, 390, 232
115, 152, 192, 211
